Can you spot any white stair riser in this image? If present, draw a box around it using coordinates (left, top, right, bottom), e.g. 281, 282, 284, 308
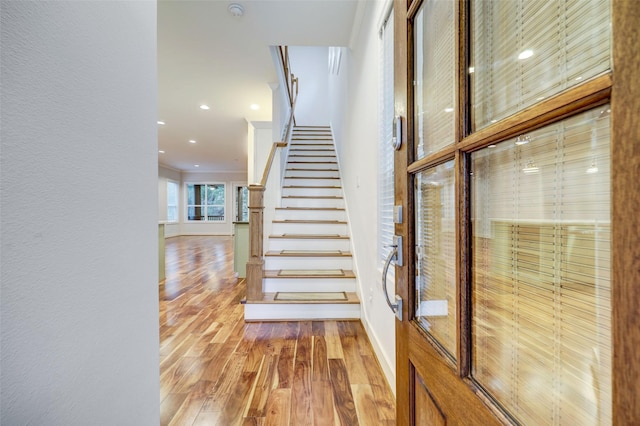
282, 187, 343, 197
281, 197, 344, 208
289, 150, 336, 157
264, 277, 356, 292
285, 170, 339, 178
264, 256, 353, 270
272, 222, 348, 235
244, 303, 360, 321
268, 238, 351, 251
275, 209, 346, 221
291, 135, 332, 139
287, 163, 338, 170
288, 156, 336, 163
283, 178, 341, 187
290, 144, 334, 150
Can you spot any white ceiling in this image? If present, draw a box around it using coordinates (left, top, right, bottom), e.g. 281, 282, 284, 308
158, 0, 361, 173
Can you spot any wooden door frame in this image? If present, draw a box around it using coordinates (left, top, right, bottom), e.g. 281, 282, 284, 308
394, 0, 640, 424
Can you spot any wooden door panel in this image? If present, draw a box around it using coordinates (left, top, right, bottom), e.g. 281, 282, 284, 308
414, 372, 446, 426
408, 325, 503, 426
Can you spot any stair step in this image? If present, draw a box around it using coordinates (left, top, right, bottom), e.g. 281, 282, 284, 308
270, 234, 349, 239
282, 195, 342, 199
285, 171, 340, 178
275, 207, 347, 221
264, 252, 352, 269
282, 186, 342, 197
281, 196, 343, 208
286, 168, 339, 172
271, 220, 346, 224
264, 269, 355, 278
265, 249, 350, 256
272, 220, 348, 235
268, 235, 350, 251
244, 293, 360, 321
283, 185, 341, 189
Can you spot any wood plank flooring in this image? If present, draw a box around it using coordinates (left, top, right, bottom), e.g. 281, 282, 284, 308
160, 236, 396, 425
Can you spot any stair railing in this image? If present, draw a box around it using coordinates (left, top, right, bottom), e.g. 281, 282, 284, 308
246, 48, 298, 301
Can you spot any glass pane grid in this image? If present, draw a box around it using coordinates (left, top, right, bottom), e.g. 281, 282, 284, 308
471, 0, 611, 129
471, 106, 611, 425
415, 160, 457, 359
414, 0, 456, 159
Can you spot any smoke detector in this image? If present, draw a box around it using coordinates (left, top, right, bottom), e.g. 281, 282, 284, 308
228, 3, 244, 17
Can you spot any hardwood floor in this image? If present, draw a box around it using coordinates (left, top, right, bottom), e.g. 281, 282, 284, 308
160, 236, 396, 425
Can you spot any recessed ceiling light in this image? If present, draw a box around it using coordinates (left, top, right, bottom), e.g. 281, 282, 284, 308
250, 104, 260, 110
189, 140, 196, 144
468, 67, 475, 74
444, 107, 454, 113
194, 164, 200, 168
518, 49, 534, 60
159, 150, 165, 153
200, 104, 210, 110
157, 121, 165, 125
228, 3, 244, 17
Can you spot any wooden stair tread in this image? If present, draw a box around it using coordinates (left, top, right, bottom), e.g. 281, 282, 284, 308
276, 207, 345, 210
287, 163, 338, 166
272, 219, 346, 224
282, 195, 343, 199
269, 234, 350, 239
265, 249, 352, 257
283, 185, 342, 189
284, 176, 340, 180
286, 168, 339, 171
245, 292, 359, 305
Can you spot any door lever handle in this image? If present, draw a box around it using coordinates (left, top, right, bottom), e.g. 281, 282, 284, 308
382, 245, 403, 321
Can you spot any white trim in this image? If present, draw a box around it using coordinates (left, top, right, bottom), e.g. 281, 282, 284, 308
376, 0, 394, 36
362, 313, 396, 396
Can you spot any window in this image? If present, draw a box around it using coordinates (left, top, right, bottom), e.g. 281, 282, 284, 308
235, 185, 249, 222
471, 106, 611, 425
378, 7, 395, 268
186, 183, 225, 222
167, 181, 178, 222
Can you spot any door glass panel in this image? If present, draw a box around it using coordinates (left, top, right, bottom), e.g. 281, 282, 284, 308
414, 0, 455, 159
471, 106, 611, 425
471, 0, 611, 130
415, 160, 456, 358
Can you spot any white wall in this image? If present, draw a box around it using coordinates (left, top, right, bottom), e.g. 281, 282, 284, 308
289, 46, 330, 125
181, 171, 247, 235
1, 2, 159, 424
247, 121, 273, 185
329, 1, 398, 393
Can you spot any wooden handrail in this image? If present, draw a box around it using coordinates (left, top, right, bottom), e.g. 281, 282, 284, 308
246, 47, 298, 302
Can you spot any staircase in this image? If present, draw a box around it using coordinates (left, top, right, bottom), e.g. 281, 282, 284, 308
244, 126, 360, 321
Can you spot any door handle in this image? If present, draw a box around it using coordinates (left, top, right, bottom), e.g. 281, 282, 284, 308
382, 243, 403, 321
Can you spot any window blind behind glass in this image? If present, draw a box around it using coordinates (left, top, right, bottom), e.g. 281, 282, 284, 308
378, 11, 395, 266
414, 0, 455, 159
471, 0, 611, 129
415, 161, 457, 358
471, 106, 611, 425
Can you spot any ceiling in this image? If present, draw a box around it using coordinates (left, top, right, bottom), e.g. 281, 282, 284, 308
157, 0, 361, 173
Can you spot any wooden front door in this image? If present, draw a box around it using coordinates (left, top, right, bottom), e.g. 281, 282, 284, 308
392, 0, 640, 424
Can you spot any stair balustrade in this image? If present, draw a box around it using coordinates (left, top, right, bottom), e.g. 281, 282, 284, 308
246, 47, 297, 301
